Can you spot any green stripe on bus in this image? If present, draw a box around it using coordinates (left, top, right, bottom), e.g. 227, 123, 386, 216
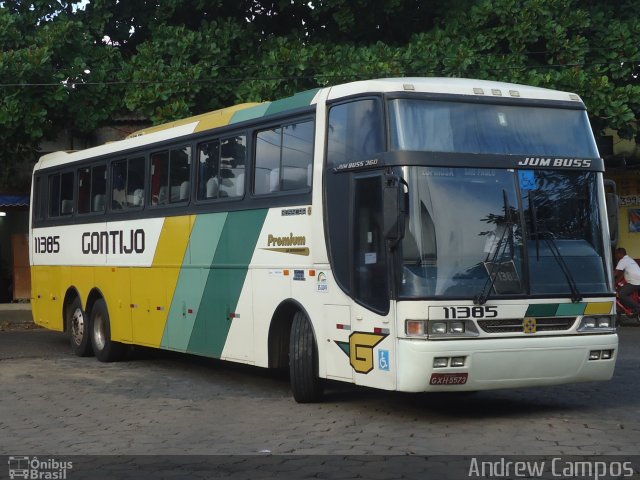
264, 88, 320, 116
186, 209, 268, 357
229, 103, 271, 124
524, 304, 559, 317
162, 213, 228, 351
555, 303, 587, 316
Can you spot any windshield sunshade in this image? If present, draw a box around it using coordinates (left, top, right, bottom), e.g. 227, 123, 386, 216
389, 99, 599, 157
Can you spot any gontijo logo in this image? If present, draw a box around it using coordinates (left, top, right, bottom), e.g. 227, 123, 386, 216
81, 229, 145, 254
335, 332, 388, 374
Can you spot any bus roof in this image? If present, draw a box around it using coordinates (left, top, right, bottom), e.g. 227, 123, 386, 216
35, 77, 583, 171
326, 77, 584, 103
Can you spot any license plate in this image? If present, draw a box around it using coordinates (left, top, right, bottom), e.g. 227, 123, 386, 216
430, 372, 468, 385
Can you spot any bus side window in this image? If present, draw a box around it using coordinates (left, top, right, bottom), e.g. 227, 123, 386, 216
170, 146, 191, 203
33, 177, 43, 222
150, 151, 168, 205
281, 121, 313, 190
254, 121, 313, 195
255, 128, 280, 195
127, 157, 145, 208
91, 165, 107, 212
111, 160, 127, 209
197, 140, 221, 200
327, 99, 383, 168
220, 136, 246, 198
149, 146, 190, 205
198, 136, 245, 201
48, 174, 61, 217
58, 172, 74, 216
77, 167, 91, 214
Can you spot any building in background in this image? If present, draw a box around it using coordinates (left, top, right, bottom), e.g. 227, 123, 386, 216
0, 195, 29, 302
601, 129, 640, 259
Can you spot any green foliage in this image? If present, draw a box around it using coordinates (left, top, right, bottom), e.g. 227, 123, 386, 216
121, 18, 253, 123
1, 0, 639, 187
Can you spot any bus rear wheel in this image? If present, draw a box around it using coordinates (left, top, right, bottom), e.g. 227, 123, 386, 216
289, 311, 323, 403
90, 298, 124, 362
67, 297, 92, 357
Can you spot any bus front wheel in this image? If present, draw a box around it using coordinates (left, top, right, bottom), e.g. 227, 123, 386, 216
90, 298, 124, 362
289, 311, 323, 403
67, 297, 92, 357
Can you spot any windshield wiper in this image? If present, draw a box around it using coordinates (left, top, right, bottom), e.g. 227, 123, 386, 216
528, 196, 582, 303
543, 234, 582, 303
474, 190, 513, 305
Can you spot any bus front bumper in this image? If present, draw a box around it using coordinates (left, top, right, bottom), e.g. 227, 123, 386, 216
396, 333, 618, 392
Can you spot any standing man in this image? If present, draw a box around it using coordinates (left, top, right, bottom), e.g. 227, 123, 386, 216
614, 247, 640, 316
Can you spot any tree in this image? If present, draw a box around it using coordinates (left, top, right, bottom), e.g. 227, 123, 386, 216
1, 0, 639, 191
0, 1, 123, 189
398, 0, 640, 141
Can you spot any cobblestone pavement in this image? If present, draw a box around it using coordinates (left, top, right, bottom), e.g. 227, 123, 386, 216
0, 326, 639, 478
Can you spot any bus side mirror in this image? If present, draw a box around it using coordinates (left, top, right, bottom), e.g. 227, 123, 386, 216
604, 179, 618, 247
383, 183, 405, 244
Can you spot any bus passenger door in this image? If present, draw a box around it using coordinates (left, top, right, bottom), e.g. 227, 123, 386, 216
324, 304, 353, 381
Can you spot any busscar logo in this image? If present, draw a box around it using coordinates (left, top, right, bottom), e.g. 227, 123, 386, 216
517, 157, 592, 168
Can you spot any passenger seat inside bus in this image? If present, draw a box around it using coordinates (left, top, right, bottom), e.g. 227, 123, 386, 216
206, 177, 219, 198
132, 189, 144, 206
179, 181, 190, 201
93, 194, 105, 212
61, 199, 73, 215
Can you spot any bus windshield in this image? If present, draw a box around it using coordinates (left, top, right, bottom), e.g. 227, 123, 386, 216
388, 99, 599, 157
399, 167, 608, 299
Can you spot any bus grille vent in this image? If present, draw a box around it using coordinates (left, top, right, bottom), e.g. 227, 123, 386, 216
477, 317, 577, 333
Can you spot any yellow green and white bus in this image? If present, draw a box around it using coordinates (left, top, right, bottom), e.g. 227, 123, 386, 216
30, 77, 618, 402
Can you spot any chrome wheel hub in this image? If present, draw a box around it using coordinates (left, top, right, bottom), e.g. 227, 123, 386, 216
93, 313, 106, 351
70, 308, 85, 346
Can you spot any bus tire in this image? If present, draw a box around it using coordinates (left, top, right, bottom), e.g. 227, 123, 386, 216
67, 297, 92, 357
90, 298, 124, 362
289, 310, 323, 403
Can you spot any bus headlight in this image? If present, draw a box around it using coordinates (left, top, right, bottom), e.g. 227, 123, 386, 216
431, 322, 447, 335
578, 315, 615, 332
449, 321, 465, 334
405, 320, 480, 338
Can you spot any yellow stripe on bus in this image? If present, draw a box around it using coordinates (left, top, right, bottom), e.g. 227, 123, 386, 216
584, 301, 614, 315
130, 215, 195, 348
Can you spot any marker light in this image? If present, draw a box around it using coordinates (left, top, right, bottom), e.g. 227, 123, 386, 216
406, 320, 427, 336
433, 357, 449, 368
450, 357, 466, 367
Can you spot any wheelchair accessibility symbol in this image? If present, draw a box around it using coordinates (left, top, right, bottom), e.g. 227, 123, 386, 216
378, 350, 390, 371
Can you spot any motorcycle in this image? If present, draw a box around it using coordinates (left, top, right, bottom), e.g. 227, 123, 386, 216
616, 280, 640, 326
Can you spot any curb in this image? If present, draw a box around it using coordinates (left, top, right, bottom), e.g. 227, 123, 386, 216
0, 303, 35, 329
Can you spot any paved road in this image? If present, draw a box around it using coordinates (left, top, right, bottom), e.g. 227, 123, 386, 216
0, 325, 639, 478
